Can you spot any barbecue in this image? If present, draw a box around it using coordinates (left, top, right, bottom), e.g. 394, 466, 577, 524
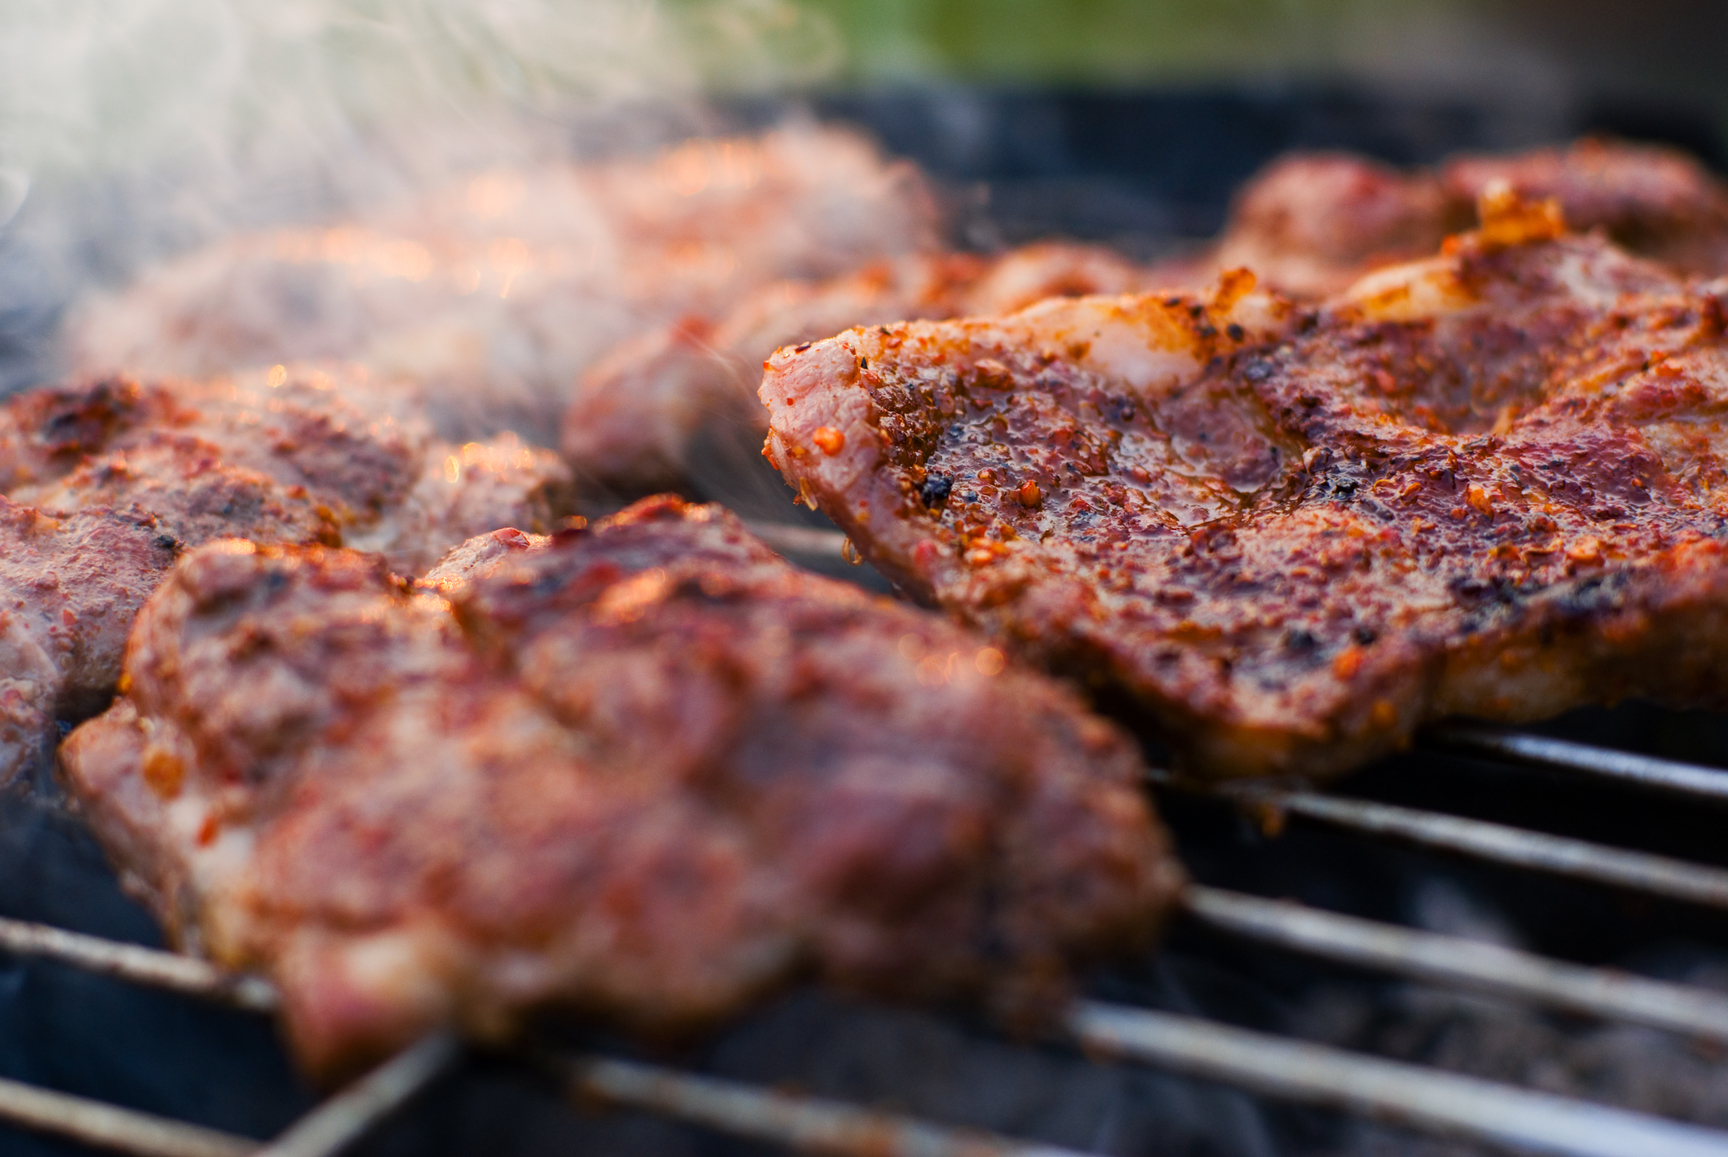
3, 56, 1728, 1157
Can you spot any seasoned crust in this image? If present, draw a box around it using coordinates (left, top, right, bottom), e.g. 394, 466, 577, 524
61, 498, 1180, 1081
763, 201, 1728, 779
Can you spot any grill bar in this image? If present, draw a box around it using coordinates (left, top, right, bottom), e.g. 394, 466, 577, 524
1201, 781, 1728, 909
1431, 724, 1728, 803
0, 915, 278, 1011
10, 728, 1728, 1155
556, 1053, 1093, 1157
1069, 1001, 1728, 1157
254, 1034, 461, 1157
740, 521, 853, 560
1182, 885, 1728, 1042
0, 1076, 259, 1157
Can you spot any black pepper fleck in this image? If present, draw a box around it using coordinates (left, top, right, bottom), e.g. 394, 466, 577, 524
920, 474, 954, 508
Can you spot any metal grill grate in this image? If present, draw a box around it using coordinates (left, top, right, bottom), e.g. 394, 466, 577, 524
6, 724, 1728, 1156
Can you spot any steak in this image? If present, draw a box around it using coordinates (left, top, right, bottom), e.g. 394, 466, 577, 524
60, 497, 1180, 1080
564, 243, 1154, 491
762, 191, 1728, 778
0, 364, 570, 783
1156, 138, 1728, 299
66, 127, 938, 448
0, 500, 178, 784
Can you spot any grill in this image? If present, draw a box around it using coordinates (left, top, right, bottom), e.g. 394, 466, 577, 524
7, 85, 1728, 1157
7, 697, 1728, 1157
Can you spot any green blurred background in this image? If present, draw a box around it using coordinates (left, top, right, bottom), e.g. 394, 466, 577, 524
4, 0, 1726, 182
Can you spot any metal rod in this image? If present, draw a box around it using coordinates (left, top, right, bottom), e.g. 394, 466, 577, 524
254, 1034, 461, 1157
1183, 885, 1728, 1042
1070, 1002, 1728, 1157
1430, 724, 1728, 804
0, 915, 278, 1012
558, 1053, 1092, 1157
0, 1075, 258, 1157
739, 521, 850, 559
1208, 783, 1728, 909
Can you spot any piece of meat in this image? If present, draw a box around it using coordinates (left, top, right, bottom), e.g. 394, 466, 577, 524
1441, 138, 1728, 275
762, 190, 1728, 779
60, 497, 1180, 1081
0, 364, 570, 783
1, 365, 572, 574
1161, 138, 1728, 299
1193, 153, 1460, 301
66, 127, 939, 446
564, 243, 1153, 491
0, 499, 178, 784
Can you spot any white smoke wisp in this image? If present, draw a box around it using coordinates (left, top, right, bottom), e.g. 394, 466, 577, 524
0, 0, 845, 390
0, 0, 841, 185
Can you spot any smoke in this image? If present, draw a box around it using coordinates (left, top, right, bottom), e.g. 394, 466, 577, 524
0, 0, 842, 183
0, 0, 848, 392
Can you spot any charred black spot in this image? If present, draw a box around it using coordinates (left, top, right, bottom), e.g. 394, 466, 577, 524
153, 534, 179, 554
919, 475, 953, 508
1453, 577, 1492, 601
1554, 573, 1627, 620
1353, 625, 1378, 646
1285, 628, 1318, 651
1226, 323, 1245, 341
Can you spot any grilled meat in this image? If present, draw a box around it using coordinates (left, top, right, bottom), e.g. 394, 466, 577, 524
67, 127, 938, 447
563, 244, 1153, 491
1184, 152, 1459, 301
0, 500, 178, 784
0, 365, 569, 784
763, 191, 1728, 779
60, 498, 1180, 1080
1441, 138, 1728, 276
1, 365, 570, 574
1161, 138, 1728, 298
